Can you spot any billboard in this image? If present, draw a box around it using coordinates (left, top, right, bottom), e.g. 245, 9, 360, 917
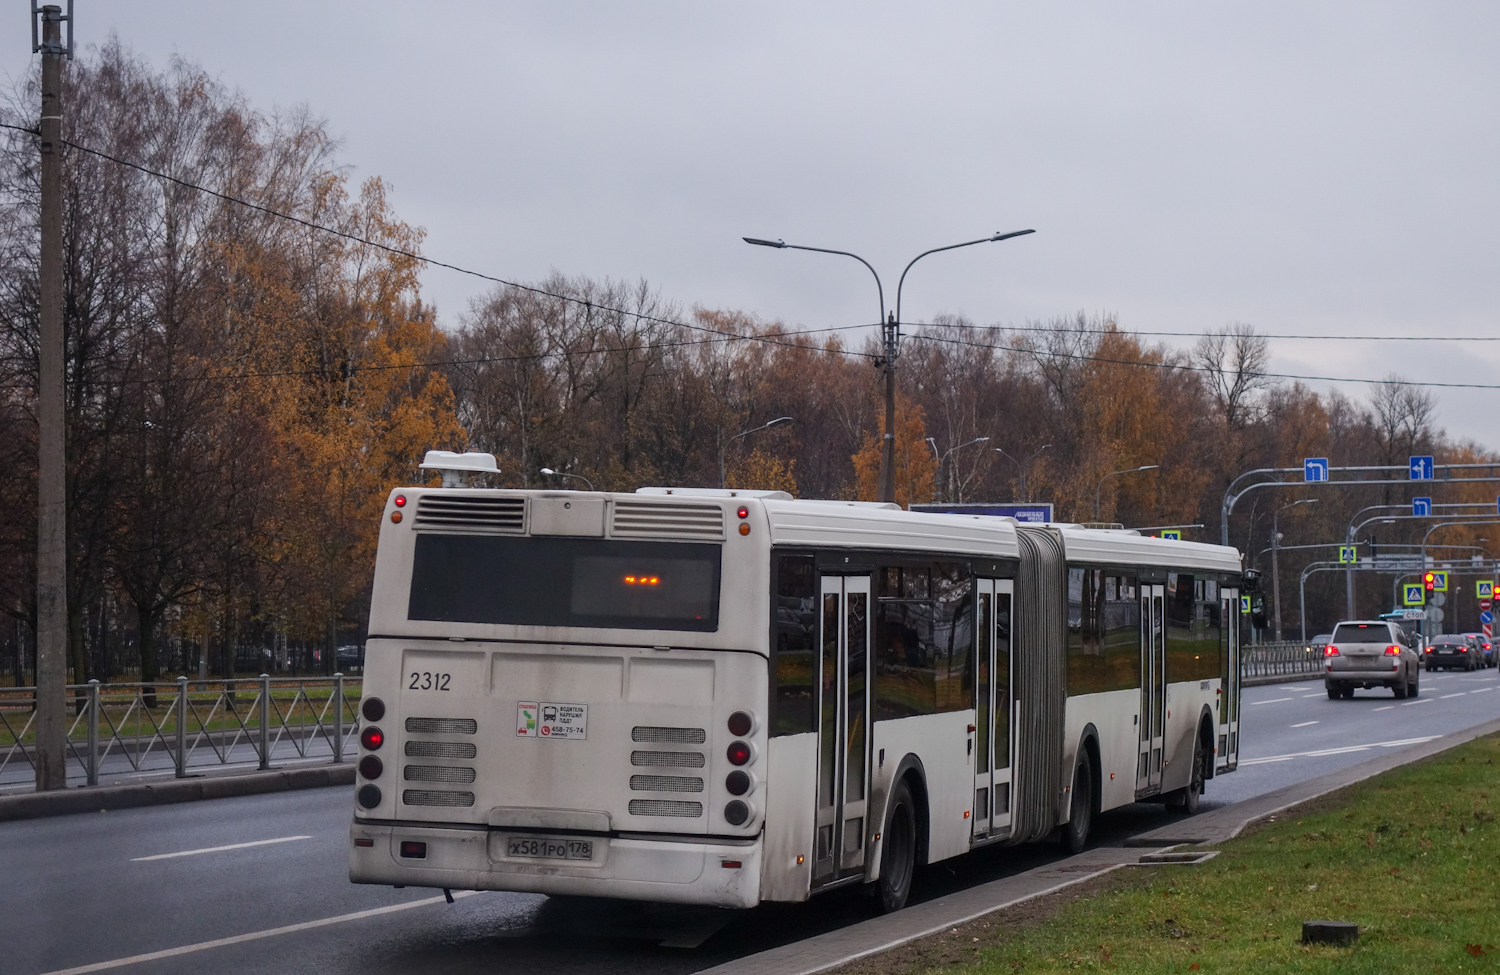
909, 502, 1054, 524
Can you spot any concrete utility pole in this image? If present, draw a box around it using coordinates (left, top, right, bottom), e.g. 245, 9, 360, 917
33, 2, 73, 792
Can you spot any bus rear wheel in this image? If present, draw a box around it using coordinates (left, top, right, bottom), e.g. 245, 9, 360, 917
1062, 751, 1093, 854
876, 780, 916, 913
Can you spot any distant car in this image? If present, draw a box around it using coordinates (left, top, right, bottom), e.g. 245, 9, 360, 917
335, 644, 365, 673
1459, 632, 1495, 667
1310, 633, 1333, 653
1425, 634, 1478, 671
1324, 620, 1421, 699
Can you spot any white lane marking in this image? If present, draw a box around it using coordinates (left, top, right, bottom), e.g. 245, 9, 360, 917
1440, 693, 1468, 700
1473, 687, 1495, 694
39, 891, 480, 974
130, 836, 311, 862
1251, 697, 1293, 705
1290, 721, 1319, 728
1240, 735, 1441, 766
1400, 698, 1433, 706
1372, 706, 1395, 711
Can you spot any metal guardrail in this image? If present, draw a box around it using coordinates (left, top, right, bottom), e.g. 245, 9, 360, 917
1243, 641, 1324, 683
0, 675, 360, 789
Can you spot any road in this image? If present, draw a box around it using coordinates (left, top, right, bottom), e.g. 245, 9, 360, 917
5, 669, 1497, 975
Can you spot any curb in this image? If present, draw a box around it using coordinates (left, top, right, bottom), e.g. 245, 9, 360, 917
0, 764, 355, 822
694, 715, 1500, 975
1243, 671, 1322, 687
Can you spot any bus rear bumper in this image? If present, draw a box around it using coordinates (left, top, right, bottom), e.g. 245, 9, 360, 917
349, 821, 762, 909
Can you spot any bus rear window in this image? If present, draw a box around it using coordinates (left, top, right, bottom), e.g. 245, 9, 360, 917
408, 535, 721, 631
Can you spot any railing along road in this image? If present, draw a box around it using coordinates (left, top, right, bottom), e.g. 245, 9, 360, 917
1243, 641, 1324, 684
0, 675, 360, 790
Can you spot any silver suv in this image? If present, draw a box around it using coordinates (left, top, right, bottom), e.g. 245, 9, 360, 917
1324, 620, 1421, 699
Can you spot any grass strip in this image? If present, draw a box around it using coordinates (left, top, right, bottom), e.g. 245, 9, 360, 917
851, 733, 1500, 975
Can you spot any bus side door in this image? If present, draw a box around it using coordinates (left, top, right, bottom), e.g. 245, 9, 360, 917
812, 575, 872, 887
1137, 583, 1167, 795
972, 579, 1015, 840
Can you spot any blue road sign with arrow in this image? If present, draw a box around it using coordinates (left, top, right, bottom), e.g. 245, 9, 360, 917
1483, 611, 1494, 626
1304, 458, 1329, 482
1410, 455, 1435, 480
1413, 497, 1432, 516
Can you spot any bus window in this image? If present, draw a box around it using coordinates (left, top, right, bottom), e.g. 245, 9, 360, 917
408, 535, 721, 631
773, 554, 818, 736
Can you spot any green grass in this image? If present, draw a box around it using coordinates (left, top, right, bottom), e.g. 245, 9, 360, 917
908, 734, 1500, 974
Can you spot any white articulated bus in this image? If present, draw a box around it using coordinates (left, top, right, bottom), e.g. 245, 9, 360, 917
350, 465, 1244, 911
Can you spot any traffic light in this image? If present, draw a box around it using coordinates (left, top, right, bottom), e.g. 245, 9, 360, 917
1424, 571, 1437, 592
1249, 592, 1268, 629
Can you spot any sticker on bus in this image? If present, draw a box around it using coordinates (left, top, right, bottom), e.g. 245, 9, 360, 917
516, 702, 538, 737
537, 702, 588, 740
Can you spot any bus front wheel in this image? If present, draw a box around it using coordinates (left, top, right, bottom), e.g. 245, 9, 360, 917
876, 780, 916, 913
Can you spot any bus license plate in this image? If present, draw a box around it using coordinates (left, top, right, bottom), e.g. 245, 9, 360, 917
506, 837, 593, 861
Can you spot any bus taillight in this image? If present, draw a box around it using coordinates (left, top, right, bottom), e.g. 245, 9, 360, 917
361, 726, 384, 750
727, 741, 752, 766
727, 711, 754, 736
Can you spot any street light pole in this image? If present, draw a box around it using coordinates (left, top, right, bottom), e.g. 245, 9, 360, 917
994, 444, 1050, 501
1093, 465, 1159, 523
924, 436, 989, 503
744, 229, 1033, 504
540, 468, 595, 491
1271, 498, 1317, 642
720, 416, 793, 489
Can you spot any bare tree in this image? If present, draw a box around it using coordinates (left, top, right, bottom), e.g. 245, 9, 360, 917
1193, 322, 1272, 430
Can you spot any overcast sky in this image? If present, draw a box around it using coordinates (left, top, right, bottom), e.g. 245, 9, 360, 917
7, 3, 1499, 448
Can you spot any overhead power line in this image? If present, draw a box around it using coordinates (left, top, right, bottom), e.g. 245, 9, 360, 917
904, 320, 1500, 343
1, 121, 1495, 393
905, 330, 1500, 391
0, 120, 878, 367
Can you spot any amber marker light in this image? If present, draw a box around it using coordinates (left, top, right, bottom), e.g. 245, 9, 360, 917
390, 510, 403, 523
739, 523, 751, 536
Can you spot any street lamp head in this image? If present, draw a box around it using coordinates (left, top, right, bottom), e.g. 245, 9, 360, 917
975, 437, 991, 442
1137, 465, 1160, 472
990, 229, 1036, 242
767, 416, 793, 428
742, 237, 786, 249
540, 468, 557, 476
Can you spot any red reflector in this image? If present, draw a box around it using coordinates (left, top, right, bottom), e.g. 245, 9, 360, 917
736, 506, 749, 519
394, 495, 407, 507
721, 859, 742, 869
399, 841, 427, 859
354, 838, 374, 848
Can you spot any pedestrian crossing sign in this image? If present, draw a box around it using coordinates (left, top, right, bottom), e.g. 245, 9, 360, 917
1338, 545, 1357, 563
1431, 571, 1448, 592
1240, 595, 1251, 613
1160, 529, 1181, 540
1404, 584, 1426, 606
1479, 580, 1494, 600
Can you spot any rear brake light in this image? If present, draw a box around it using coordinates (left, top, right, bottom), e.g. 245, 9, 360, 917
1461, 647, 1469, 653
727, 740, 752, 766
1324, 645, 1339, 656
1384, 645, 1401, 655
360, 726, 384, 750
399, 841, 427, 859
